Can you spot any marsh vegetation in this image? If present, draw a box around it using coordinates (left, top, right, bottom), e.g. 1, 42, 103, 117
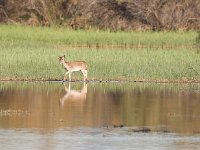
0, 25, 199, 82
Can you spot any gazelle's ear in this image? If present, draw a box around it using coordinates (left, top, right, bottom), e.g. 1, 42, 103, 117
63, 55, 65, 58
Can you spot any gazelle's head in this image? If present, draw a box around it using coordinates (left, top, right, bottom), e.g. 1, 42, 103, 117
58, 55, 65, 64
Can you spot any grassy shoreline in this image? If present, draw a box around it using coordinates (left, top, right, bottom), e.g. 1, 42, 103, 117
0, 79, 200, 83
0, 25, 199, 82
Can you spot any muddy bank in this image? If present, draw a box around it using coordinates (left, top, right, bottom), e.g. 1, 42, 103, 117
0, 77, 200, 83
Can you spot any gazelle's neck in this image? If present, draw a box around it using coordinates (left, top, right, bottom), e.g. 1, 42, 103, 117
62, 60, 69, 69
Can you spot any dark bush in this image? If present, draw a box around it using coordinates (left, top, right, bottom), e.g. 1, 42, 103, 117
1, 0, 200, 31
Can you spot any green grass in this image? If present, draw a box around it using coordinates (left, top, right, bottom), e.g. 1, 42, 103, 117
0, 24, 199, 82
0, 24, 197, 46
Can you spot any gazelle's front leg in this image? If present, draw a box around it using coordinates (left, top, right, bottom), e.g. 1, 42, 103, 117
64, 71, 70, 81
81, 70, 87, 82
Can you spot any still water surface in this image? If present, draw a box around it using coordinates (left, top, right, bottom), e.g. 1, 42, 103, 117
0, 82, 200, 150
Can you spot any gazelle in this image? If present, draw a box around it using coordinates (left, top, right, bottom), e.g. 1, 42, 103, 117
58, 55, 87, 82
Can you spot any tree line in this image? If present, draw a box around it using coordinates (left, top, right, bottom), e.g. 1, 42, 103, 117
0, 0, 199, 31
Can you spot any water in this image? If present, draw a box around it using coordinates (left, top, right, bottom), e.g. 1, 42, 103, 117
0, 82, 200, 150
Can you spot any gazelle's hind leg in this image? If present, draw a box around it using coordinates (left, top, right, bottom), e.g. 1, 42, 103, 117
81, 69, 87, 82
69, 72, 72, 82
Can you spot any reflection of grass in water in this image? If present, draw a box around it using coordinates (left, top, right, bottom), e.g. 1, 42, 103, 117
0, 82, 59, 92
1, 82, 199, 135
0, 82, 199, 94
90, 82, 200, 93
0, 25, 199, 81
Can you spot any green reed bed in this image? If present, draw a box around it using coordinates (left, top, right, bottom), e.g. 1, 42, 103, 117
0, 25, 199, 82
0, 24, 197, 47
0, 42, 199, 82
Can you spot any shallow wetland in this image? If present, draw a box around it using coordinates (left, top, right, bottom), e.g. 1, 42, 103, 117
0, 25, 200, 149
0, 81, 200, 150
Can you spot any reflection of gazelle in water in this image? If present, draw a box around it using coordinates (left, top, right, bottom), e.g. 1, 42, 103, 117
60, 82, 87, 107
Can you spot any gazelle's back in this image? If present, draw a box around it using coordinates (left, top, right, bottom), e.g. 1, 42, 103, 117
67, 61, 87, 70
